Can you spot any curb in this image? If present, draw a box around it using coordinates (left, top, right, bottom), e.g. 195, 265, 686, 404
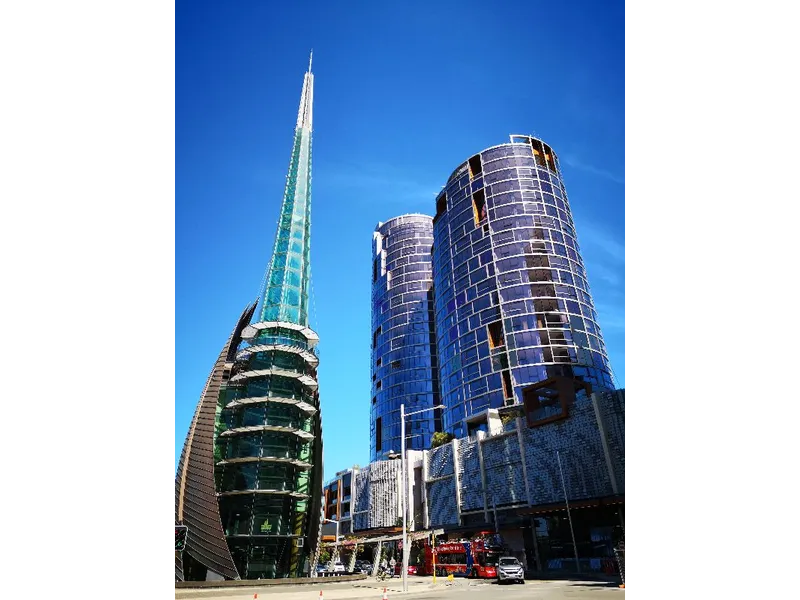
176, 574, 368, 590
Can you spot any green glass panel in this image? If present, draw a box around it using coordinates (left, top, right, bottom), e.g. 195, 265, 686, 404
270, 269, 285, 285
267, 286, 282, 304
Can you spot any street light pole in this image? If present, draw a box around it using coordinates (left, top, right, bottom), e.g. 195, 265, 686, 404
399, 403, 445, 593
401, 403, 407, 593
320, 517, 340, 575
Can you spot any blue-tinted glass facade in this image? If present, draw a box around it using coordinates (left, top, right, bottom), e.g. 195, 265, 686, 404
432, 135, 615, 438
370, 215, 442, 461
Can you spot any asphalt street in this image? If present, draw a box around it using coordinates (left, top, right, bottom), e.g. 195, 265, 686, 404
176, 576, 624, 600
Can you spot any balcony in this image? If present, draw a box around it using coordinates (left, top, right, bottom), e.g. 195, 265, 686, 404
236, 345, 319, 369
219, 424, 315, 442
224, 395, 317, 415
229, 367, 318, 390
216, 455, 312, 470
240, 321, 320, 348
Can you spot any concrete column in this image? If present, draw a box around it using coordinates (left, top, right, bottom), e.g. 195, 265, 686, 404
451, 439, 463, 525
529, 517, 542, 572
372, 541, 382, 576
422, 450, 430, 529
348, 547, 358, 573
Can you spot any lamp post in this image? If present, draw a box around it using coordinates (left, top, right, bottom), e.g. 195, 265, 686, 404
400, 402, 445, 592
321, 517, 340, 575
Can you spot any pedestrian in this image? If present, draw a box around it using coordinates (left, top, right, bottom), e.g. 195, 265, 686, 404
389, 556, 396, 575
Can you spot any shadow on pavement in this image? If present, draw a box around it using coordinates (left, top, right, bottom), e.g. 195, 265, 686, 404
563, 581, 623, 588
525, 573, 621, 583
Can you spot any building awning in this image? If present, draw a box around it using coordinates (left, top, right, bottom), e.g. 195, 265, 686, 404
320, 528, 444, 547
517, 495, 625, 516
434, 523, 494, 534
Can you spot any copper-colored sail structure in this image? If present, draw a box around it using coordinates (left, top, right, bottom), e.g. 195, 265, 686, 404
176, 302, 258, 580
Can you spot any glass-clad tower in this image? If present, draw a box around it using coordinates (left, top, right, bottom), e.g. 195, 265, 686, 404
176, 54, 323, 581
370, 215, 441, 461
218, 53, 322, 579
432, 135, 614, 438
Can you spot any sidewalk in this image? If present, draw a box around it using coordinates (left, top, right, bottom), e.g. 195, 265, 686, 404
176, 577, 445, 600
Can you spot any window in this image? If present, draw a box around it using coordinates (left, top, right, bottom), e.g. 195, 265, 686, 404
487, 321, 504, 349
501, 370, 513, 399
390, 360, 402, 370
373, 326, 382, 348
531, 139, 546, 167
472, 189, 487, 225
376, 417, 382, 452
376, 380, 382, 390
468, 154, 483, 177
467, 419, 488, 438
436, 193, 447, 219
543, 143, 556, 170
526, 254, 549, 268
529, 269, 553, 282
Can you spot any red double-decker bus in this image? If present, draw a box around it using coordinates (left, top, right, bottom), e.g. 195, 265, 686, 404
420, 533, 502, 578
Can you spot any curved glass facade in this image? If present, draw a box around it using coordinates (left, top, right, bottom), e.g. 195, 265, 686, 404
432, 135, 614, 438
214, 326, 320, 579
370, 215, 441, 461
193, 56, 323, 581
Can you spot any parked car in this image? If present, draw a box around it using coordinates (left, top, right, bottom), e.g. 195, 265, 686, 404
496, 557, 524, 584
393, 564, 418, 576
329, 561, 346, 574
315, 564, 329, 576
359, 562, 372, 574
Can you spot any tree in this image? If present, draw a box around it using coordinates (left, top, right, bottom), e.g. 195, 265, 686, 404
500, 407, 523, 425
430, 432, 454, 449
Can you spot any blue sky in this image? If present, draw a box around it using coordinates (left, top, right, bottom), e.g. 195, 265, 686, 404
176, 0, 624, 478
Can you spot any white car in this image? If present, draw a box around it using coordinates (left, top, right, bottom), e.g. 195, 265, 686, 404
329, 561, 346, 574
496, 557, 525, 584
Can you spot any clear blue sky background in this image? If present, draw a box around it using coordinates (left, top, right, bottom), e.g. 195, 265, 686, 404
176, 0, 624, 479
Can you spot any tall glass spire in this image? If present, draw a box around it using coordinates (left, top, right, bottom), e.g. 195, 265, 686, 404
207, 53, 324, 580
260, 51, 314, 326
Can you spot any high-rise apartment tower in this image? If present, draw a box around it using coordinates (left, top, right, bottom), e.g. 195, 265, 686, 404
431, 135, 614, 437
370, 215, 441, 461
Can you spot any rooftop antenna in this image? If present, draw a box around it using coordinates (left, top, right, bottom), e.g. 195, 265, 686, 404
308, 49, 313, 72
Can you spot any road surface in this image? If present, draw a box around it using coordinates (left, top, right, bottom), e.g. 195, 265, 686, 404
176, 575, 624, 600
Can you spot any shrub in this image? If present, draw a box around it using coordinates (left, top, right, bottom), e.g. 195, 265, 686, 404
430, 432, 455, 449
